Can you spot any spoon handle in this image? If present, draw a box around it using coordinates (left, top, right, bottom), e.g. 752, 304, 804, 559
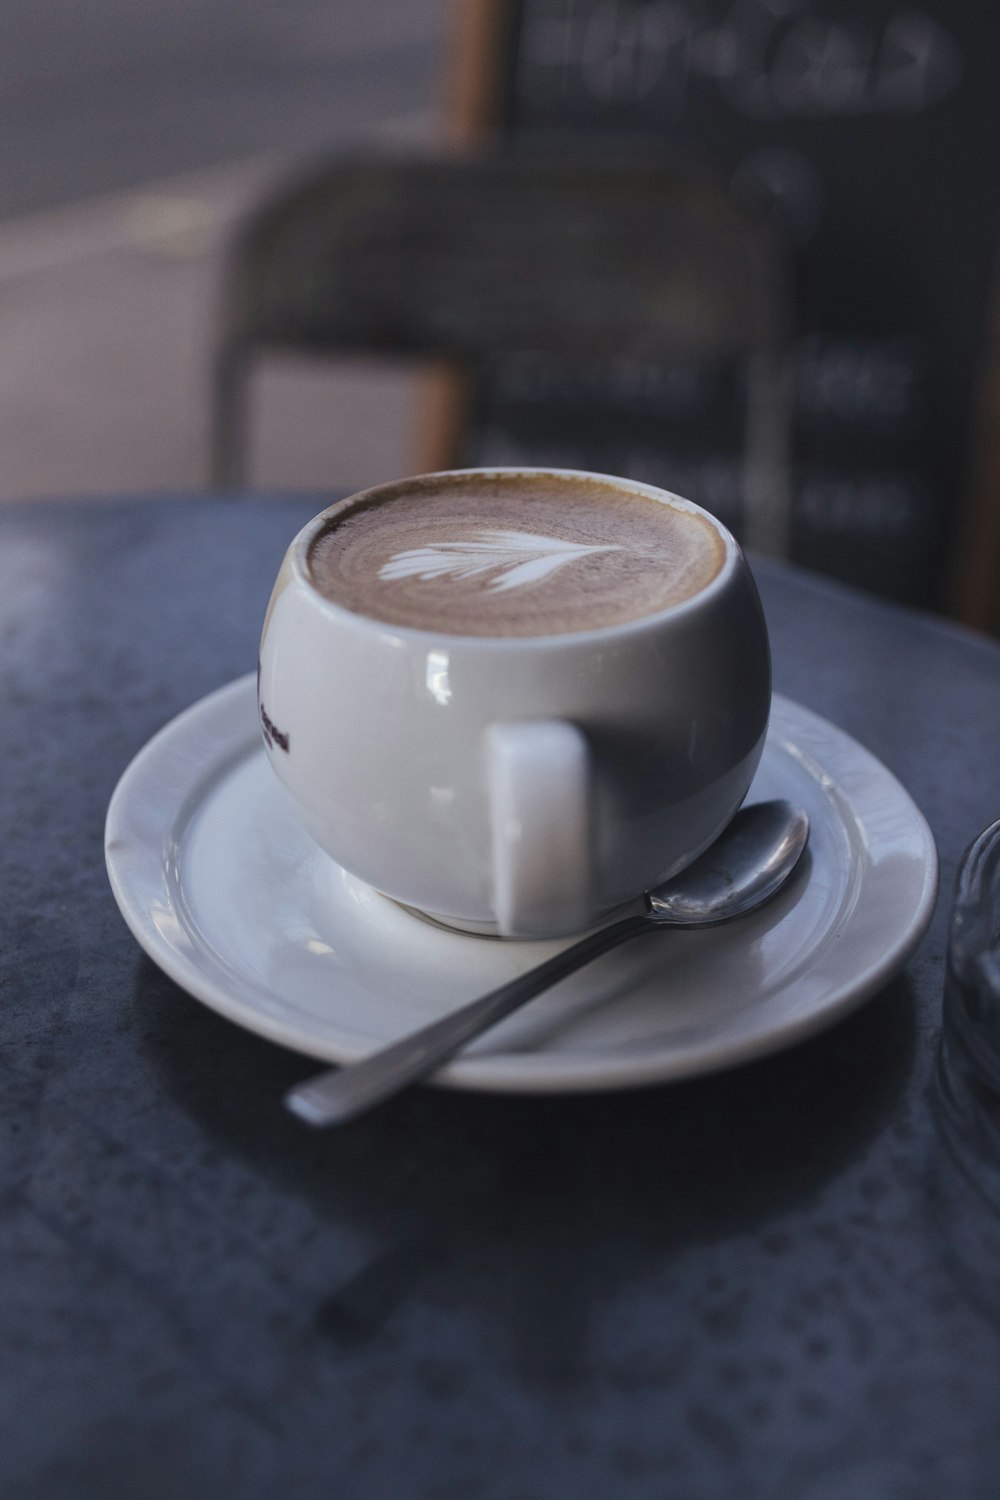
285, 912, 652, 1126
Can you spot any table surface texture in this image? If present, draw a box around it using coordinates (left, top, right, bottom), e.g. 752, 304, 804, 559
2, 494, 1000, 1500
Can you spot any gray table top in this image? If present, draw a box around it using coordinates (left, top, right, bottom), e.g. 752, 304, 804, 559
3, 494, 1000, 1500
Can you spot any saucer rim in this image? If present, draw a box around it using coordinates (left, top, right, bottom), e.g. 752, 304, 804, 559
105, 676, 939, 1093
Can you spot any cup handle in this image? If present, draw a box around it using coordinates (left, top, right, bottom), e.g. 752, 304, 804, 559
487, 720, 592, 938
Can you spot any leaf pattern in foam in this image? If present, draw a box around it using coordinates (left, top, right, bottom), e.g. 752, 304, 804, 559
378, 529, 621, 593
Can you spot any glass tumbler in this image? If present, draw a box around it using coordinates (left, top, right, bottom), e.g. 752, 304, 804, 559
935, 817, 1000, 1204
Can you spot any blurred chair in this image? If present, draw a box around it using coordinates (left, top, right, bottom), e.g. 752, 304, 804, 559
209, 149, 793, 555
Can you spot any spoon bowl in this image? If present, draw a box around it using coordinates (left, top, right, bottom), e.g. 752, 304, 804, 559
648, 800, 810, 925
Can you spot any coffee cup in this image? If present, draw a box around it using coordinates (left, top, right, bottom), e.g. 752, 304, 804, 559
258, 467, 770, 938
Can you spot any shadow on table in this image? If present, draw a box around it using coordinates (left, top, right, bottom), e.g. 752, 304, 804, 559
138, 960, 916, 1381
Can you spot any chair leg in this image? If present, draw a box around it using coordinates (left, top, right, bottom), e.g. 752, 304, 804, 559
209, 341, 250, 491
743, 350, 794, 559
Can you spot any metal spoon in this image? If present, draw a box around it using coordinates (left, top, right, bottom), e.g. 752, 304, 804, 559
286, 799, 809, 1127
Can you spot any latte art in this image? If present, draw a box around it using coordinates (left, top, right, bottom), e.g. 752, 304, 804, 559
307, 471, 726, 637
378, 529, 623, 594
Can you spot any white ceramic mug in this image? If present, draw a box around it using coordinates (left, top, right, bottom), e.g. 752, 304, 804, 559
258, 469, 771, 938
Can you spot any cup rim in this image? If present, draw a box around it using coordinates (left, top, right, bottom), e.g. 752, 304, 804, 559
286, 466, 745, 648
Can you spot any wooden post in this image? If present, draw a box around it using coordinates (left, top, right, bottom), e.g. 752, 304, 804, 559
949, 265, 1000, 633
444, 0, 515, 146
412, 1, 515, 475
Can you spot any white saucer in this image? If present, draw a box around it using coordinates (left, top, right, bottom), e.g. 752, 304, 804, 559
105, 677, 938, 1095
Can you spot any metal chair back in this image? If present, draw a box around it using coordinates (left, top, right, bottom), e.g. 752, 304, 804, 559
210, 149, 792, 554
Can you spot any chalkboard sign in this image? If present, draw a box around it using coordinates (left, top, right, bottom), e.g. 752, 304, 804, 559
451, 0, 1000, 613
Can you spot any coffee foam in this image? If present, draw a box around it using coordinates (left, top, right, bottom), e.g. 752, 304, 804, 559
307, 472, 726, 637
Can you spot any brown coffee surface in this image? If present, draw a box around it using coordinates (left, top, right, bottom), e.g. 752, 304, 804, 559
307, 472, 725, 637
